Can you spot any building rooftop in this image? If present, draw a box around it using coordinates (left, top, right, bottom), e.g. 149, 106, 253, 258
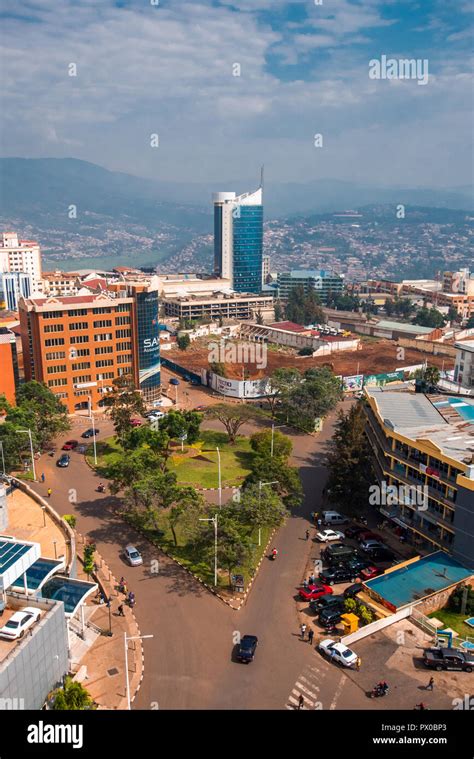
268, 321, 308, 333
374, 319, 435, 335
366, 387, 474, 465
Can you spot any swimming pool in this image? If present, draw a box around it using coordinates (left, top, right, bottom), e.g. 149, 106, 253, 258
364, 551, 473, 609
434, 397, 474, 422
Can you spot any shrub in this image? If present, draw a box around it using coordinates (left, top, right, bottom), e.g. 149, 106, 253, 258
63, 514, 76, 529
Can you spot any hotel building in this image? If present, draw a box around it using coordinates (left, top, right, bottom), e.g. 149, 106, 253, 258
0, 233, 42, 292
364, 387, 474, 568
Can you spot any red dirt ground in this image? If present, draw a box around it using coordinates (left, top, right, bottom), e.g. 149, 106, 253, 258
167, 337, 453, 380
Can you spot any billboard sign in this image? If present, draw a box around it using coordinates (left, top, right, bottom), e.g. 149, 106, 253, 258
136, 290, 160, 392
363, 371, 404, 387
342, 374, 364, 392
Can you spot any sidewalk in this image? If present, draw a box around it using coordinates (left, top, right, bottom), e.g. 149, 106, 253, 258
7, 487, 68, 563
74, 534, 144, 710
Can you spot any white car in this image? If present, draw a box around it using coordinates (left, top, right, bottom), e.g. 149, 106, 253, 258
318, 638, 358, 667
124, 544, 143, 567
148, 411, 165, 422
315, 529, 345, 543
0, 607, 41, 640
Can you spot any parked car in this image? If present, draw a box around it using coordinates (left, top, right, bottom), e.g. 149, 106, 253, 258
81, 428, 99, 438
365, 546, 395, 563
56, 453, 70, 468
319, 566, 358, 585
62, 440, 78, 451
310, 594, 345, 614
130, 419, 142, 427
0, 607, 41, 640
237, 634, 258, 663
190, 379, 200, 386
344, 583, 364, 599
182, 374, 191, 382
319, 606, 345, 628
360, 539, 385, 552
340, 557, 371, 574
315, 529, 345, 543
299, 583, 333, 602
360, 565, 383, 581
148, 411, 165, 422
344, 525, 367, 540
323, 544, 357, 565
322, 510, 349, 526
318, 638, 358, 667
357, 531, 382, 544
423, 648, 474, 672
124, 545, 143, 567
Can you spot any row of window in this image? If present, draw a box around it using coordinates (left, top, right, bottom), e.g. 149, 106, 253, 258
44, 318, 131, 332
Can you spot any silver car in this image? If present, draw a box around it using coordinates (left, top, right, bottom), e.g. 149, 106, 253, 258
124, 545, 143, 567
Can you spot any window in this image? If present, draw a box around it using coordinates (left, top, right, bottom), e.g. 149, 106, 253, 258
42, 310, 64, 319
46, 351, 66, 360
44, 323, 64, 333
54, 392, 68, 399
69, 322, 88, 331
47, 364, 67, 374
97, 371, 114, 380
73, 375, 92, 383
115, 315, 131, 326
71, 348, 90, 357
116, 329, 131, 339
95, 345, 114, 355
93, 319, 112, 328
116, 341, 132, 351
48, 377, 67, 387
116, 303, 130, 312
70, 335, 89, 344
96, 359, 114, 368
45, 337, 65, 347
117, 354, 132, 364
92, 307, 112, 314
94, 333, 113, 342
72, 361, 91, 370
68, 309, 88, 317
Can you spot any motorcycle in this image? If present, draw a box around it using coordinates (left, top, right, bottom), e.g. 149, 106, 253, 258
96, 484, 105, 493
370, 684, 389, 699
270, 551, 278, 561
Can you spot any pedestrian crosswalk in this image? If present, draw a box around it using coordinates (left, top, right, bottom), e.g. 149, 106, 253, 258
285, 656, 347, 710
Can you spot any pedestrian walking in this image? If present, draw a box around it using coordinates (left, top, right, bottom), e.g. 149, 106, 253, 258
317, 518, 322, 529
356, 656, 361, 671
297, 694, 304, 710
305, 529, 310, 541
118, 604, 125, 617
308, 629, 314, 645
300, 623, 307, 639
427, 676, 434, 691
41, 473, 45, 483
309, 574, 315, 585
122, 581, 128, 595
47, 488, 52, 498
303, 578, 309, 589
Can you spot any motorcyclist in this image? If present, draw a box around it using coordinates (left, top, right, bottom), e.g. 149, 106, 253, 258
97, 482, 105, 492
271, 547, 278, 559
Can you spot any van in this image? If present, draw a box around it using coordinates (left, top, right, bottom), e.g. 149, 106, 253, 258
322, 511, 348, 526
323, 544, 356, 566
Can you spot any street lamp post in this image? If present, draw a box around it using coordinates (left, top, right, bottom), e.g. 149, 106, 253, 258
199, 514, 218, 586
216, 447, 222, 507
258, 480, 279, 546
88, 396, 97, 466
0, 441, 5, 475
270, 423, 285, 458
16, 429, 36, 481
124, 633, 154, 710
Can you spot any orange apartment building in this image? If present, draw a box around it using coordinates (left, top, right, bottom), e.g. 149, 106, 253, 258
18, 285, 161, 414
0, 327, 20, 405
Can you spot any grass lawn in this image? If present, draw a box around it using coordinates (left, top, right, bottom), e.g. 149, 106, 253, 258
167, 429, 254, 487
428, 608, 474, 640
86, 437, 123, 469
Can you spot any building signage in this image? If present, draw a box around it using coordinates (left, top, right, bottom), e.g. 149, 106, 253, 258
136, 290, 160, 392
342, 374, 364, 392
363, 371, 404, 387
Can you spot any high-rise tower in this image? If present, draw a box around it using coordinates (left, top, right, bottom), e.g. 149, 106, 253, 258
213, 183, 263, 294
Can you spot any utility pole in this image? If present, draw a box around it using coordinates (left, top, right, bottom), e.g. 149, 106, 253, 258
16, 429, 36, 481
199, 514, 218, 586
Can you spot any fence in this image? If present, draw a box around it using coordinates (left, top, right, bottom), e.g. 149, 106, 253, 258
410, 607, 474, 649
160, 357, 201, 384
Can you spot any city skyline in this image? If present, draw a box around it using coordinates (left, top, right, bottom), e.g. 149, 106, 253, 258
1, 0, 473, 189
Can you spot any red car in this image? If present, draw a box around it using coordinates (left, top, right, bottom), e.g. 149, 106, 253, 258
130, 419, 142, 427
299, 583, 333, 602
62, 440, 79, 451
360, 566, 383, 581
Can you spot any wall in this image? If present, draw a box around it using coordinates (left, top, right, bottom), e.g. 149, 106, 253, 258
341, 606, 412, 646
0, 597, 69, 710
398, 337, 457, 357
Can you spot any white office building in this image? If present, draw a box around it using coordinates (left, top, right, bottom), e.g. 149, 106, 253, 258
0, 232, 42, 291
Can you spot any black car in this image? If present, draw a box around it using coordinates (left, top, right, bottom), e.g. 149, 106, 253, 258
340, 557, 371, 574
310, 594, 345, 615
81, 428, 99, 438
344, 525, 367, 539
319, 566, 358, 585
56, 453, 70, 468
423, 648, 474, 672
237, 634, 258, 663
364, 546, 395, 563
319, 606, 343, 628
344, 583, 364, 599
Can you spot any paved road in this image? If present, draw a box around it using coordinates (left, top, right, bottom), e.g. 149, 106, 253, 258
31, 397, 371, 710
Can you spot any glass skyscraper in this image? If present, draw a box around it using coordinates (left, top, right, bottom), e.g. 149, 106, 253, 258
213, 187, 263, 294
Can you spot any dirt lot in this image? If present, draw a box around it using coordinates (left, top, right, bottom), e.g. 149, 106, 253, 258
167, 337, 453, 380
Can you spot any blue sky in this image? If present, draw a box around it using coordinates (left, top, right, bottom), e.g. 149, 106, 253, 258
1, 0, 472, 188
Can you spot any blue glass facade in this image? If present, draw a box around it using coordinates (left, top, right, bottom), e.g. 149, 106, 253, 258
136, 290, 160, 401
232, 205, 263, 293
213, 205, 223, 276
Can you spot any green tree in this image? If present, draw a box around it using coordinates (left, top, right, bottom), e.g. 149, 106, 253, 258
106, 447, 166, 496
7, 381, 69, 450
0, 420, 31, 473
413, 365, 440, 387
102, 375, 146, 444
249, 429, 292, 460
83, 543, 96, 578
466, 316, 474, 329
205, 403, 265, 444
197, 506, 254, 586
52, 676, 95, 710
266, 367, 302, 417
274, 300, 284, 321
177, 334, 191, 350
279, 367, 342, 431
412, 307, 446, 329
326, 404, 374, 517
63, 514, 77, 529
245, 454, 303, 508
237, 483, 287, 537
168, 490, 205, 546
